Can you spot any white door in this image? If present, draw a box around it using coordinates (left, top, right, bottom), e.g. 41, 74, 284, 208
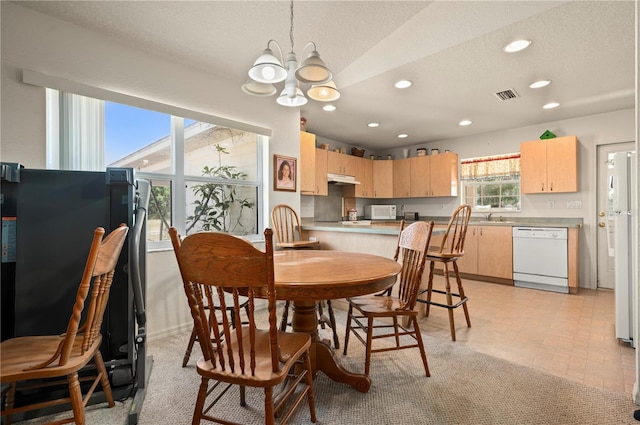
597, 142, 635, 289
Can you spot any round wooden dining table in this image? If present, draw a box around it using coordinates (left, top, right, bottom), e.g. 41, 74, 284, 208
273, 249, 401, 393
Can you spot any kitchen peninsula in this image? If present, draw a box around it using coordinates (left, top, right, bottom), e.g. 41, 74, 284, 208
301, 217, 582, 293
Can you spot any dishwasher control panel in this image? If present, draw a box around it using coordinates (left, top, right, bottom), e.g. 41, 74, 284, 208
512, 227, 567, 239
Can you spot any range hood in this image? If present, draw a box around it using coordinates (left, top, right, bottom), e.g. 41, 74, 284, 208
327, 173, 360, 185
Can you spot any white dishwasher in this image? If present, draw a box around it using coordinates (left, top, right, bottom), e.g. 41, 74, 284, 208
512, 227, 568, 293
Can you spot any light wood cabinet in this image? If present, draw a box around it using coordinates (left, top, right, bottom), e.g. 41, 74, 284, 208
430, 152, 459, 196
353, 156, 373, 198
372, 160, 393, 198
393, 158, 411, 198
314, 148, 328, 196
409, 153, 459, 197
520, 135, 577, 193
300, 131, 316, 194
327, 151, 354, 175
409, 156, 429, 197
456, 225, 512, 280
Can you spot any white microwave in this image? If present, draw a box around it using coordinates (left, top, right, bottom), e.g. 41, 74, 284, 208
364, 205, 397, 220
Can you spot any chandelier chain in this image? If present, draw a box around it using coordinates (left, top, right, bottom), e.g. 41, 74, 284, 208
289, 0, 295, 53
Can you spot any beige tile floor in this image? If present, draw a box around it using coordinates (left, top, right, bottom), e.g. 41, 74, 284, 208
416, 276, 636, 396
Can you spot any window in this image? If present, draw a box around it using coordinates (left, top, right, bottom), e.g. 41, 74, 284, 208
46, 91, 265, 249
460, 154, 521, 212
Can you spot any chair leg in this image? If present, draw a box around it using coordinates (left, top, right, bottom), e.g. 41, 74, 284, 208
317, 301, 326, 329
443, 262, 457, 341
94, 351, 115, 407
183, 326, 198, 367
326, 299, 340, 349
192, 377, 208, 425
392, 316, 400, 347
343, 303, 353, 355
425, 261, 436, 317
364, 316, 374, 376
453, 261, 471, 328
240, 385, 246, 407
2, 382, 16, 425
411, 316, 430, 377
67, 372, 86, 425
264, 386, 275, 425
303, 351, 317, 423
280, 300, 291, 331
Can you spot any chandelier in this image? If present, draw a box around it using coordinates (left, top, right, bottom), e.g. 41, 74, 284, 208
241, 0, 340, 107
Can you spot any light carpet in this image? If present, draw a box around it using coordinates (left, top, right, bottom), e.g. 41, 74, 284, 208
14, 310, 640, 425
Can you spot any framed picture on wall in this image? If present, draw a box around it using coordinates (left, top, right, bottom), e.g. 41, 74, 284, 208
274, 155, 297, 192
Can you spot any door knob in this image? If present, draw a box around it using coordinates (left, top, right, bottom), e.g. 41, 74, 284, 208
598, 222, 606, 228
598, 211, 605, 217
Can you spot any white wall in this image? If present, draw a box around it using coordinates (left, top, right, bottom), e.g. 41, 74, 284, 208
0, 3, 302, 339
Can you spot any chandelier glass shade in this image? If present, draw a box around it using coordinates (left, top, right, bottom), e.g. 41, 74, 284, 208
307, 80, 340, 102
242, 0, 339, 107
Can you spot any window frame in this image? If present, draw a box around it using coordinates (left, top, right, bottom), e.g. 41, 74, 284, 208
34, 71, 270, 251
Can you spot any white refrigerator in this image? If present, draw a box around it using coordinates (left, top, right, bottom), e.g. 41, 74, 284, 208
611, 151, 638, 346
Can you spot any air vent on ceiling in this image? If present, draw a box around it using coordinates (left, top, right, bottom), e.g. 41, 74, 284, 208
494, 89, 519, 101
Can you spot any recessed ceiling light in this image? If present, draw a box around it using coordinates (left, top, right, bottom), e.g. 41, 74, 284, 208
503, 39, 532, 53
394, 80, 413, 89
529, 80, 551, 89
459, 120, 472, 126
368, 122, 379, 128
397, 134, 408, 139
322, 105, 336, 112
542, 102, 560, 109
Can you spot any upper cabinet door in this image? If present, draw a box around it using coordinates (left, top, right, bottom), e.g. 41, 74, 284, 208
300, 131, 316, 194
430, 152, 459, 197
409, 156, 430, 197
372, 160, 393, 198
520, 140, 547, 193
546, 136, 577, 193
393, 158, 411, 198
314, 148, 328, 196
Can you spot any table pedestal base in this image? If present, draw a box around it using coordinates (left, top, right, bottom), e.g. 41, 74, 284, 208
292, 301, 370, 393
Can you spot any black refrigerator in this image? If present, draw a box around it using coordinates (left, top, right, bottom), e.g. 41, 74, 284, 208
1, 163, 151, 424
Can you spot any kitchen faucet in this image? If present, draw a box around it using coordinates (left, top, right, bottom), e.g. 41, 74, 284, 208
483, 212, 493, 222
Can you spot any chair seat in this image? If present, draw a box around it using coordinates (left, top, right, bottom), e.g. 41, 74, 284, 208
1, 335, 101, 382
276, 240, 319, 249
426, 251, 461, 260
196, 326, 311, 387
347, 296, 414, 316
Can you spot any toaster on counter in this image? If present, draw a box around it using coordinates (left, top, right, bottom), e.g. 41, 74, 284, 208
404, 212, 419, 220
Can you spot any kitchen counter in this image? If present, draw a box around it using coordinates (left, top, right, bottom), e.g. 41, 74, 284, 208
301, 217, 583, 234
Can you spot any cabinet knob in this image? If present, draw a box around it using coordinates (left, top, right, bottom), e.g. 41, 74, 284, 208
598, 222, 606, 228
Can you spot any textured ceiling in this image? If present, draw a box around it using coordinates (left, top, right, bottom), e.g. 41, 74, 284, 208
14, 1, 636, 151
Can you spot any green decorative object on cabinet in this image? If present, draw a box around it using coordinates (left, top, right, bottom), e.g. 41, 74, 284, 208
540, 130, 556, 139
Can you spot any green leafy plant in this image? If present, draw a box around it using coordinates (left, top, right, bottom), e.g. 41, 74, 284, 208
186, 144, 255, 234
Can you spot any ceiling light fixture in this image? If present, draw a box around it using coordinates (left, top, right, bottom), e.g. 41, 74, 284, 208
397, 134, 408, 139
529, 80, 551, 89
368, 122, 380, 128
394, 80, 413, 89
242, 0, 338, 107
542, 102, 560, 109
322, 105, 336, 112
503, 39, 532, 53
459, 120, 472, 126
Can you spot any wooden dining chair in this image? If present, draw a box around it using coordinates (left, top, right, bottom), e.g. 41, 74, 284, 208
181, 286, 250, 367
416, 204, 472, 341
169, 227, 316, 425
343, 220, 434, 377
271, 204, 339, 350
172, 224, 252, 368
1, 224, 129, 425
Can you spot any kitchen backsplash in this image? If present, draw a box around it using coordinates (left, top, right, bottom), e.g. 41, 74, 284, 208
312, 185, 343, 222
